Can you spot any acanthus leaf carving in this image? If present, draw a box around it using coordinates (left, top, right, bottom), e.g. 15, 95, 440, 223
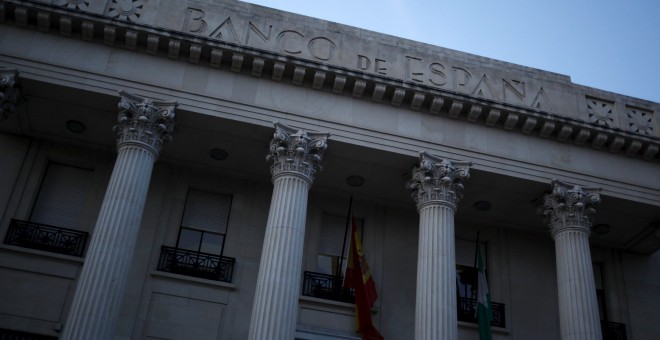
406, 152, 471, 211
539, 180, 601, 238
266, 122, 330, 183
114, 90, 177, 156
0, 68, 20, 120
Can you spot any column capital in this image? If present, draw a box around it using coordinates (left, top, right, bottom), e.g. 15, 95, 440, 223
266, 122, 330, 183
0, 68, 20, 120
407, 152, 472, 211
114, 90, 177, 156
540, 179, 601, 238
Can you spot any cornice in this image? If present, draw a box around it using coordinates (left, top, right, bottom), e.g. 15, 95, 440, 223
2, 0, 659, 164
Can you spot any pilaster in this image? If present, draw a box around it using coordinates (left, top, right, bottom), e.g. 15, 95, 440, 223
407, 152, 471, 340
541, 180, 602, 340
248, 122, 329, 340
61, 91, 176, 340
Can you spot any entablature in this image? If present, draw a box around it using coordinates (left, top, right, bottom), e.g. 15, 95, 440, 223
1, 0, 659, 163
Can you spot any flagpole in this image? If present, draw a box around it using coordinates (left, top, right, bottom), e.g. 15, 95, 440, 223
473, 231, 480, 269
472, 231, 480, 304
475, 231, 493, 340
337, 195, 353, 278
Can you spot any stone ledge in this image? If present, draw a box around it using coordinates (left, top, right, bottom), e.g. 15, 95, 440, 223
299, 295, 356, 313
150, 270, 237, 290
458, 320, 510, 334
0, 243, 85, 264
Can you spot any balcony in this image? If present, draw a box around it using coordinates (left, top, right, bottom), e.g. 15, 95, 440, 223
3, 219, 88, 257
603, 321, 627, 340
457, 296, 506, 328
157, 246, 235, 282
302, 271, 355, 303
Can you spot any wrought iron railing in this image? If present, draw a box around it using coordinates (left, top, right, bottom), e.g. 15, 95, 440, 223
457, 296, 506, 328
602, 321, 627, 340
157, 246, 235, 283
4, 219, 88, 257
302, 271, 355, 303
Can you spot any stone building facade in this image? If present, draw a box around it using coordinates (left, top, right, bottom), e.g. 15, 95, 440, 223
0, 0, 659, 339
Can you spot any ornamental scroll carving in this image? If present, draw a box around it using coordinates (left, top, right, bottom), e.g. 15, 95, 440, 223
540, 180, 601, 238
115, 90, 177, 155
0, 68, 20, 120
266, 122, 330, 183
407, 152, 471, 211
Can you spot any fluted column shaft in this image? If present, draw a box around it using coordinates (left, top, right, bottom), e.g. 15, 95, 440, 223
541, 180, 602, 340
416, 202, 457, 340
407, 152, 471, 340
248, 173, 310, 340
248, 122, 329, 340
62, 145, 155, 339
554, 228, 602, 340
62, 91, 176, 340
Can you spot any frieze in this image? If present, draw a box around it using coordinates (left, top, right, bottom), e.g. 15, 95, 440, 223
3, 0, 659, 162
177, 4, 556, 112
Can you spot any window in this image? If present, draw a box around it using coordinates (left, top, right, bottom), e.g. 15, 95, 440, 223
3, 163, 92, 256
30, 163, 94, 230
455, 239, 505, 328
302, 213, 363, 303
316, 214, 351, 277
594, 263, 607, 320
594, 263, 628, 339
176, 190, 232, 255
455, 239, 485, 301
157, 189, 235, 282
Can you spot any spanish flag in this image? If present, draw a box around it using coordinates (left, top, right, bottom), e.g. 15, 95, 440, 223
343, 217, 384, 340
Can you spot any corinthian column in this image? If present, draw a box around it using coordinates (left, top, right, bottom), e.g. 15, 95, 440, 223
248, 122, 329, 340
541, 180, 602, 340
62, 91, 176, 340
0, 68, 20, 119
407, 152, 471, 340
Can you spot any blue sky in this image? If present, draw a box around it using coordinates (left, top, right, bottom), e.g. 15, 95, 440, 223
243, 0, 660, 103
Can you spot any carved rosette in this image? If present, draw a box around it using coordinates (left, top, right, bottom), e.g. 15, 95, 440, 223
407, 152, 471, 211
586, 97, 616, 128
0, 68, 20, 119
107, 0, 145, 22
54, 0, 91, 11
266, 122, 330, 183
626, 107, 656, 136
114, 90, 177, 155
540, 180, 601, 238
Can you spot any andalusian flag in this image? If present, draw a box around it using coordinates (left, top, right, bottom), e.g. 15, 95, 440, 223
476, 243, 493, 340
344, 217, 383, 340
